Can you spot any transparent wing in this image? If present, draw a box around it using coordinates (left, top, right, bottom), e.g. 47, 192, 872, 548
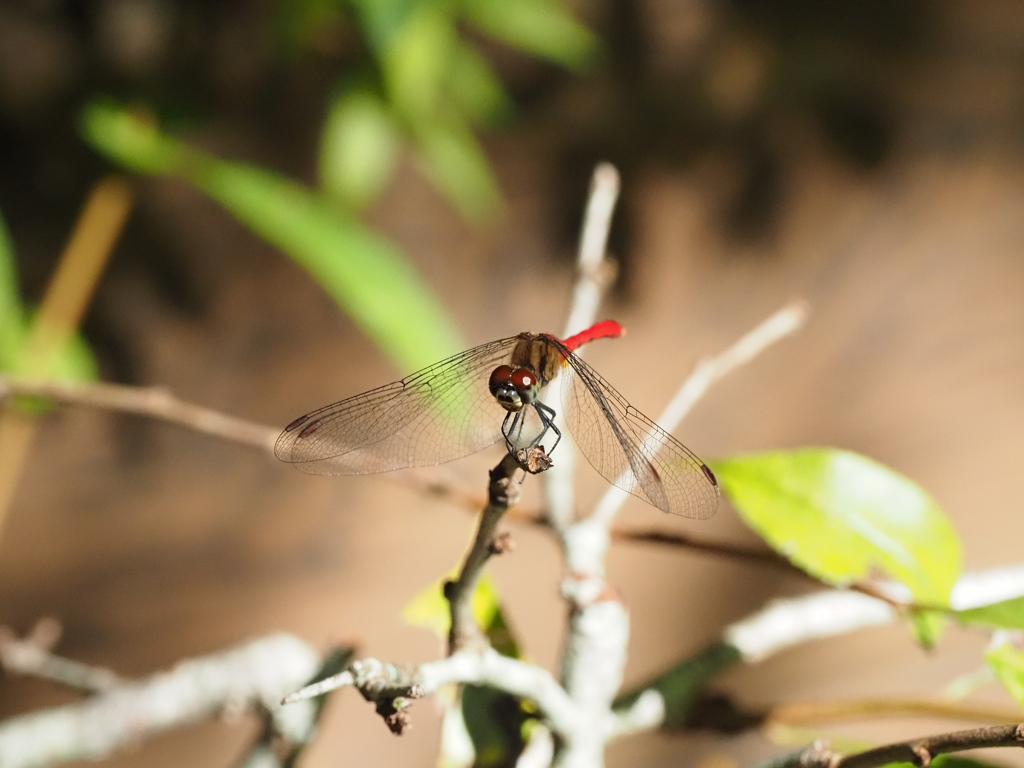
556, 342, 719, 518
275, 337, 520, 475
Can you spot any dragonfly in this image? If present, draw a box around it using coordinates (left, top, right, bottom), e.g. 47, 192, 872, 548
275, 320, 719, 518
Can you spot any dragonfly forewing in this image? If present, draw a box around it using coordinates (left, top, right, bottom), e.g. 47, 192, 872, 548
275, 338, 520, 474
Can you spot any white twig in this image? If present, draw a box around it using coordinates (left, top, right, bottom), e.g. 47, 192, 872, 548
0, 634, 321, 768
589, 299, 809, 527
545, 163, 622, 532
562, 162, 620, 340
286, 650, 584, 739
0, 619, 121, 693
610, 561, 1024, 740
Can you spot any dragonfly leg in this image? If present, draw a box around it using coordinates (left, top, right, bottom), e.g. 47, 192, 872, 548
531, 402, 561, 454
502, 409, 524, 455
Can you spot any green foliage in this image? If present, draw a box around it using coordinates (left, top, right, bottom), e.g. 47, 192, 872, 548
986, 642, 1024, 709
0, 208, 97, 387
405, 574, 528, 765
614, 642, 743, 729
711, 449, 962, 608
81, 99, 462, 372
0, 210, 27, 373
461, 0, 600, 69
319, 86, 401, 209
280, 0, 595, 219
957, 596, 1024, 631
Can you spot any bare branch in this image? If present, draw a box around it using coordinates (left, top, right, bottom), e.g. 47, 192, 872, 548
445, 452, 526, 654
0, 634, 322, 768
286, 650, 583, 740
754, 724, 1024, 768
0, 619, 121, 693
0, 376, 278, 452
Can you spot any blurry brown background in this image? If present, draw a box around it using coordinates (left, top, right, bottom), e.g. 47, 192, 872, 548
2, 1, 1024, 766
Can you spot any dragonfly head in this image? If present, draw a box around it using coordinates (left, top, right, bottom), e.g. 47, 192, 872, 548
488, 364, 541, 412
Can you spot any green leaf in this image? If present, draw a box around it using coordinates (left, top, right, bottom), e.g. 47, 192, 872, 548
985, 642, 1024, 709
319, 87, 400, 208
958, 596, 1024, 630
81, 98, 462, 372
909, 608, 946, 650
401, 573, 509, 643
0, 208, 97, 389
349, 0, 421, 52
448, 41, 514, 125
711, 449, 962, 606
378, 0, 456, 118
462, 0, 599, 70
613, 642, 741, 729
0, 207, 28, 371
413, 118, 502, 222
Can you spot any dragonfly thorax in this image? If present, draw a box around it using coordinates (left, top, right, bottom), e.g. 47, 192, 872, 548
488, 364, 541, 412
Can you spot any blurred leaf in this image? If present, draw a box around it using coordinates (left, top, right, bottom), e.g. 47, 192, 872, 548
413, 118, 502, 222
403, 573, 508, 644
348, 0, 421, 52
378, 0, 456, 118
449, 42, 514, 125
985, 642, 1024, 709
462, 0, 599, 70
276, 0, 348, 55
81, 98, 462, 372
909, 608, 946, 650
462, 683, 529, 767
959, 596, 1024, 630
319, 87, 400, 208
0, 209, 97, 390
613, 642, 742, 729
0, 208, 27, 371
711, 449, 962, 607
79, 99, 181, 174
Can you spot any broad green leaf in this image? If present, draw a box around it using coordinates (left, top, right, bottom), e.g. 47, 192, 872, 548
959, 596, 1024, 630
81, 98, 462, 372
711, 449, 962, 607
985, 642, 1024, 709
319, 87, 399, 208
413, 118, 502, 222
462, 0, 599, 70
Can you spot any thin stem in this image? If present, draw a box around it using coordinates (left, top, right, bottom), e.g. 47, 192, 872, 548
0, 376, 278, 452
769, 698, 1023, 727
445, 452, 522, 654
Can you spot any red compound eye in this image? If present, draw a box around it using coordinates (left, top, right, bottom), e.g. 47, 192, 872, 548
488, 365, 514, 396
510, 367, 540, 403
510, 368, 533, 388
